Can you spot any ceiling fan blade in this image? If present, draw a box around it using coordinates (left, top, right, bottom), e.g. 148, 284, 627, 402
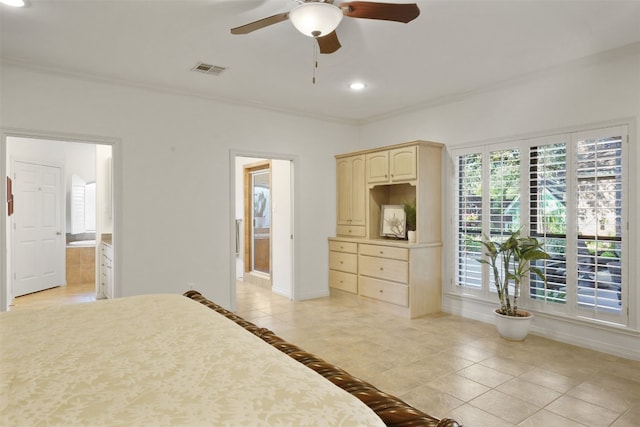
230, 12, 290, 35
340, 2, 420, 23
317, 31, 341, 54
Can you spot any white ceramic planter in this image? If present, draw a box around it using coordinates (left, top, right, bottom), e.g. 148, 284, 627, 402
494, 309, 532, 341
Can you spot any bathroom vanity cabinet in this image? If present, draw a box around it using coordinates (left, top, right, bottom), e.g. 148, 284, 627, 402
99, 241, 113, 299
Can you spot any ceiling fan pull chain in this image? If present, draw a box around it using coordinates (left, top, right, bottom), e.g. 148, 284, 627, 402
312, 41, 318, 84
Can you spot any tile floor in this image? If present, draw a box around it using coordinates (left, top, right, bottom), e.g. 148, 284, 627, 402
235, 282, 640, 427
9, 281, 96, 311
9, 281, 639, 426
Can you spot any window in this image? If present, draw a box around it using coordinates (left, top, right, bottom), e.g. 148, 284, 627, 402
454, 126, 628, 326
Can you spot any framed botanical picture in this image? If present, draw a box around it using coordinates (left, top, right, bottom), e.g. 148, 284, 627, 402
380, 204, 406, 238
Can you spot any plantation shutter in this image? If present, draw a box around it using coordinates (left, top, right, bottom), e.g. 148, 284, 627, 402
456, 152, 483, 289
488, 148, 520, 294
529, 142, 568, 306
574, 130, 624, 319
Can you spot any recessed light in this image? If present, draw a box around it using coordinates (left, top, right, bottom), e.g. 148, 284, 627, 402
0, 0, 25, 7
349, 82, 366, 90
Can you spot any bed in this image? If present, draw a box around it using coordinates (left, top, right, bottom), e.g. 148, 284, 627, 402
1, 291, 460, 427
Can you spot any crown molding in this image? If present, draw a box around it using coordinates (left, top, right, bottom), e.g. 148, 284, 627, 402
0, 57, 359, 127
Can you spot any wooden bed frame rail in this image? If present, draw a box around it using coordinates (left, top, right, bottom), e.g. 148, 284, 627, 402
184, 290, 461, 427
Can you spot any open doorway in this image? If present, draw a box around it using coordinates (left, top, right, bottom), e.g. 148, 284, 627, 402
233, 154, 294, 303
2, 135, 114, 311
244, 161, 272, 286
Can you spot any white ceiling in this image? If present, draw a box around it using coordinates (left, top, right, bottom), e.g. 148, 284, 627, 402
2, 0, 640, 123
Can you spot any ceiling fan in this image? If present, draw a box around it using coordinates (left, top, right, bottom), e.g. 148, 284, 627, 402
230, 0, 420, 54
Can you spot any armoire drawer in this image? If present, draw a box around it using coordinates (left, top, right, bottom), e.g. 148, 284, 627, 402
359, 244, 408, 261
359, 255, 408, 283
328, 240, 358, 254
359, 276, 409, 307
329, 270, 357, 293
336, 225, 366, 238
329, 251, 357, 274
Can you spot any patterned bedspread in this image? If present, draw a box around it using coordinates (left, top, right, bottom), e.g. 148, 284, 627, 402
1, 294, 385, 426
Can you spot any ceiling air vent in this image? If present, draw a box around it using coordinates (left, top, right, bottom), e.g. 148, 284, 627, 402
192, 62, 227, 76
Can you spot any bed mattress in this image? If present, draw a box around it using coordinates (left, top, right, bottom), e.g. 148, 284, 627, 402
1, 294, 385, 426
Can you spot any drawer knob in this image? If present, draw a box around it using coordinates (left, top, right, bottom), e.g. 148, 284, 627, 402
379, 290, 383, 293
340, 261, 344, 264
379, 251, 384, 254
379, 267, 384, 271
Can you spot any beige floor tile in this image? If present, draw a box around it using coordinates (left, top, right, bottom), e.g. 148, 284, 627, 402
399, 384, 464, 419
447, 343, 495, 363
546, 395, 623, 427
470, 389, 540, 425
366, 361, 447, 396
610, 405, 640, 427
479, 355, 536, 376
449, 403, 516, 427
518, 409, 589, 427
426, 373, 491, 402
568, 381, 636, 414
497, 377, 563, 407
458, 363, 514, 388
519, 366, 582, 393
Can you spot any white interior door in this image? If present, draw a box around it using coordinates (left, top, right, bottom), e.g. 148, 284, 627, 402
12, 161, 65, 297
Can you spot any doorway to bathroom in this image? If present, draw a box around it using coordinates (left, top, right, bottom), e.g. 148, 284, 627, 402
3, 134, 115, 310
244, 161, 271, 284
233, 153, 294, 302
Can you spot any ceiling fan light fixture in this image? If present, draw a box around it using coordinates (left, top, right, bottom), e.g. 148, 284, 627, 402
0, 0, 25, 7
289, 2, 343, 38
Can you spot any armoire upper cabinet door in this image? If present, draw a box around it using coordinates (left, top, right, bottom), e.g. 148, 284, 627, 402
389, 146, 417, 182
366, 151, 389, 184
366, 146, 417, 184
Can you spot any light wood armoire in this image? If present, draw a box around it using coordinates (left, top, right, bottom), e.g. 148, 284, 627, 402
329, 141, 443, 318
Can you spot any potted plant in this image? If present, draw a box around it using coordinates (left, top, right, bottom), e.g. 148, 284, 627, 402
402, 199, 416, 242
479, 227, 551, 340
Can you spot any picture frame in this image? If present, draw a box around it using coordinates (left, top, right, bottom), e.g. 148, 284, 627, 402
379, 204, 406, 238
